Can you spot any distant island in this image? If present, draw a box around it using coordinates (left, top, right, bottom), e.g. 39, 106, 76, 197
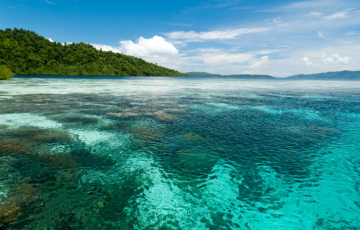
0, 28, 187, 77
186, 72, 274, 78
287, 70, 360, 79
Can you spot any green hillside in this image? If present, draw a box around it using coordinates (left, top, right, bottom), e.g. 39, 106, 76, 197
287, 71, 360, 79
0, 28, 187, 76
187, 71, 274, 78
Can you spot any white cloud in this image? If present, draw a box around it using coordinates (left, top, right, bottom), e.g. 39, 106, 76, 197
202, 53, 254, 65
165, 27, 271, 42
61, 42, 73, 46
345, 31, 360, 35
273, 16, 282, 23
302, 57, 313, 65
307, 11, 323, 17
186, 48, 222, 53
250, 56, 269, 69
317, 31, 324, 38
319, 53, 351, 65
302, 53, 355, 66
91, 36, 178, 58
47, 38, 54, 42
324, 9, 352, 19
119, 36, 178, 57
268, 16, 288, 26
45, 0, 56, 4
259, 0, 343, 12
91, 44, 121, 52
339, 42, 353, 45
256, 49, 282, 55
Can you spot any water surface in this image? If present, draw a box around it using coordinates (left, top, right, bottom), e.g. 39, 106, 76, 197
0, 77, 360, 229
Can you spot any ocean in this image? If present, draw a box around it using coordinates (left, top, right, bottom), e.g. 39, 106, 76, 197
0, 76, 359, 229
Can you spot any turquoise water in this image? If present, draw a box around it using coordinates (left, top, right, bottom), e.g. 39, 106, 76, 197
0, 77, 360, 229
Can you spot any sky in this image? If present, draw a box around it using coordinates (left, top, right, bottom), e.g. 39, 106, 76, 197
1, 0, 360, 77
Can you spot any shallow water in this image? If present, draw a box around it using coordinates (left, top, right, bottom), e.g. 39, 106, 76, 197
0, 77, 360, 229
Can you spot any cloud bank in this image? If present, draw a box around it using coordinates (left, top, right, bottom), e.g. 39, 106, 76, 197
302, 53, 355, 66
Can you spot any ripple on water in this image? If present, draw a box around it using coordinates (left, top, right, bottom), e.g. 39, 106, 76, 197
0, 78, 360, 229
0, 113, 62, 129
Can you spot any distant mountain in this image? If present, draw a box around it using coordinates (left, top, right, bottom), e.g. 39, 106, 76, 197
187, 72, 274, 78
287, 71, 360, 79
0, 28, 187, 76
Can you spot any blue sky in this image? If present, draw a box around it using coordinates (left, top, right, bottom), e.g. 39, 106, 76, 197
1, 0, 360, 77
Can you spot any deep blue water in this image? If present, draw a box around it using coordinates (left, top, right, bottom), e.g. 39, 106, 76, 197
0, 77, 360, 229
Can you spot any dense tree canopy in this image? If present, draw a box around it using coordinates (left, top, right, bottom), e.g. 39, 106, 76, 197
0, 28, 187, 76
0, 65, 14, 80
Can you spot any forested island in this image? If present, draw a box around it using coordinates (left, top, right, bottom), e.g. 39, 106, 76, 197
187, 72, 274, 78
287, 71, 360, 79
0, 28, 187, 77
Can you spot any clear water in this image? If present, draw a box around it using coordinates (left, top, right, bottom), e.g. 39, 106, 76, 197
0, 77, 360, 229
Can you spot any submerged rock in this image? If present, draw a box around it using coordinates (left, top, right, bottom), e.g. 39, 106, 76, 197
154, 111, 179, 122
0, 184, 40, 225
127, 127, 163, 141
106, 109, 141, 118
29, 130, 73, 144
38, 153, 80, 169
0, 139, 28, 156
180, 133, 203, 142
0, 201, 22, 224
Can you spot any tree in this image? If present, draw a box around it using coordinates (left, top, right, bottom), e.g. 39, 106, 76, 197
0, 28, 188, 77
0, 65, 14, 80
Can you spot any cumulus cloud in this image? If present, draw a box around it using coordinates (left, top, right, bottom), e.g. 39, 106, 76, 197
119, 36, 178, 57
47, 38, 54, 42
302, 57, 313, 65
91, 36, 178, 58
165, 27, 271, 42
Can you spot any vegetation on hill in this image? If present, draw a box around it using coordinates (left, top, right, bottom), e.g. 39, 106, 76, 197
0, 65, 14, 80
187, 72, 274, 78
287, 71, 360, 79
0, 28, 187, 76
